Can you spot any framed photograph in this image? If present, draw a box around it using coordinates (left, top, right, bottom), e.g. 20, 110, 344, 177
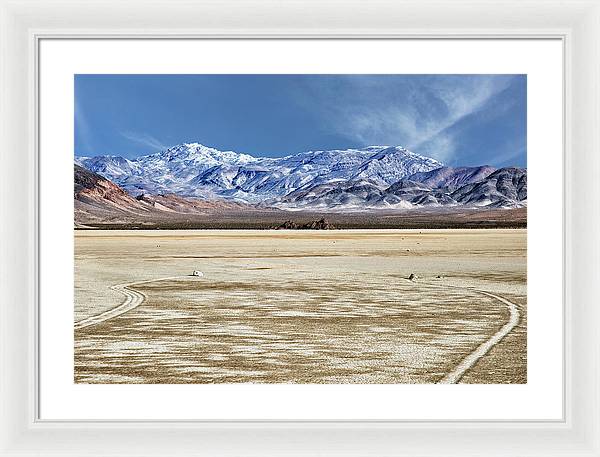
1, 1, 599, 456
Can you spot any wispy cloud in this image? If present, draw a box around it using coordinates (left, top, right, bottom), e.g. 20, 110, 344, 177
120, 131, 168, 152
490, 147, 526, 167
297, 75, 519, 163
74, 99, 94, 156
417, 135, 456, 162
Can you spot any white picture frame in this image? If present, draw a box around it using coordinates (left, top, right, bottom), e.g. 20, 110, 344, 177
1, 0, 598, 455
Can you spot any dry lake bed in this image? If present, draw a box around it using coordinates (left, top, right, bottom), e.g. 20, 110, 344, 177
74, 229, 527, 384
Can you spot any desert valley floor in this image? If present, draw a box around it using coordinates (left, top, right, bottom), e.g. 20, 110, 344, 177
74, 229, 527, 384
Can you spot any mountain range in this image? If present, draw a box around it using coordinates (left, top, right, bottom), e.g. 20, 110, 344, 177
74, 164, 248, 226
75, 142, 527, 211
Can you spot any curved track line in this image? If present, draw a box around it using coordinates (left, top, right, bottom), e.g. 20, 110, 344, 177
407, 279, 521, 384
438, 289, 520, 383
74, 276, 186, 330
407, 279, 520, 384
77, 274, 520, 384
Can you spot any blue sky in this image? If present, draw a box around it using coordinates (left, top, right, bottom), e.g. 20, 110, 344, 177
75, 74, 526, 167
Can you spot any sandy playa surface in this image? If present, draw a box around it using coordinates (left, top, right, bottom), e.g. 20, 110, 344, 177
75, 229, 526, 384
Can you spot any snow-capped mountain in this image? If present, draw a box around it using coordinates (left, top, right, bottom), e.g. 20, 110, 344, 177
76, 142, 526, 210
74, 164, 248, 226
277, 166, 527, 210
406, 166, 497, 191
76, 155, 141, 179
77, 143, 443, 202
449, 167, 527, 208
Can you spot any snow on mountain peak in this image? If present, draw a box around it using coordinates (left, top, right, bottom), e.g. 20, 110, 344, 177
76, 142, 444, 202
145, 142, 256, 164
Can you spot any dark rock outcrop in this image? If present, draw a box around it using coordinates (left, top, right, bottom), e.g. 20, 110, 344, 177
273, 218, 335, 230
274, 220, 300, 230
303, 218, 335, 230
